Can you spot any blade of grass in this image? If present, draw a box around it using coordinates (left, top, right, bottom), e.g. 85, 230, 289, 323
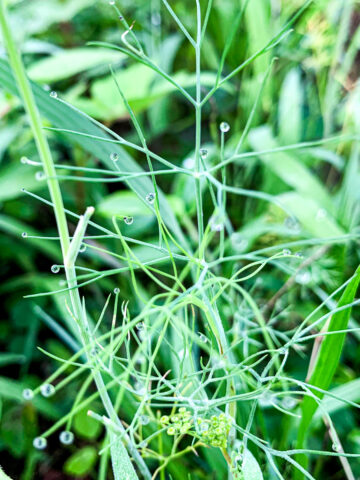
295, 265, 360, 477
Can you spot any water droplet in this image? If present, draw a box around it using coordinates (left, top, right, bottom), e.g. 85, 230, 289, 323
284, 216, 301, 233
183, 157, 194, 169
20, 156, 29, 164
178, 348, 185, 360
282, 249, 291, 256
51, 264, 60, 274
139, 440, 148, 448
136, 322, 145, 331
316, 208, 327, 221
231, 233, 248, 252
295, 252, 304, 258
134, 382, 146, 395
219, 122, 230, 133
140, 415, 150, 425
50, 91, 58, 99
35, 171, 45, 181
59, 430, 74, 445
281, 397, 297, 410
109, 0, 115, 5
124, 216, 134, 225
110, 152, 119, 162
33, 437, 47, 450
210, 214, 224, 232
114, 287, 120, 294
296, 271, 311, 285
91, 346, 99, 356
40, 383, 55, 398
79, 244, 87, 253
22, 232, 28, 238
119, 15, 124, 20
332, 442, 340, 452
146, 192, 155, 204
200, 148, 208, 160
198, 332, 208, 343
215, 359, 226, 369
151, 12, 161, 26
22, 388, 34, 400
199, 422, 209, 433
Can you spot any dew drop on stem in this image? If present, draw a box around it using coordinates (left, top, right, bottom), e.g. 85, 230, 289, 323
51, 264, 60, 274
22, 388, 34, 400
140, 415, 150, 425
35, 171, 45, 181
110, 152, 119, 162
124, 216, 134, 225
200, 148, 208, 160
59, 430, 74, 445
40, 383, 55, 397
79, 244, 87, 253
282, 249, 291, 256
22, 232, 28, 238
219, 122, 230, 133
33, 437, 47, 450
114, 287, 120, 294
332, 442, 340, 452
146, 192, 155, 204
50, 91, 58, 99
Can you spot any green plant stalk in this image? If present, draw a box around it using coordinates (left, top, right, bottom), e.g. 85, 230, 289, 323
0, 3, 145, 479
195, 0, 204, 257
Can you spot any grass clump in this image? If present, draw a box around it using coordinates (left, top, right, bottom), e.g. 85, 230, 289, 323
0, 1, 360, 480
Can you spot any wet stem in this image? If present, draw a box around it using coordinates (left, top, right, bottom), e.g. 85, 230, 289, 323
195, 0, 204, 259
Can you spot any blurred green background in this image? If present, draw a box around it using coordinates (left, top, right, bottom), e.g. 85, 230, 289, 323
0, 0, 360, 479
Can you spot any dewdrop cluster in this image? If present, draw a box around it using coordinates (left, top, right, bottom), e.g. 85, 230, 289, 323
160, 407, 193, 436
196, 413, 231, 448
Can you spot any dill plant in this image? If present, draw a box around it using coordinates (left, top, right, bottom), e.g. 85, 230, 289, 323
1, 0, 360, 479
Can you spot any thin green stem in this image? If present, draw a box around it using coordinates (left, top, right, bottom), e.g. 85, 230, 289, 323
195, 0, 204, 257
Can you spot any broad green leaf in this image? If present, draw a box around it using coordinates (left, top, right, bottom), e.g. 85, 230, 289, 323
76, 66, 233, 121
9, 0, 95, 38
0, 353, 25, 367
64, 446, 98, 477
0, 57, 187, 248
276, 192, 344, 238
296, 265, 360, 472
0, 467, 12, 480
279, 68, 303, 144
0, 214, 60, 260
73, 408, 102, 440
313, 378, 360, 420
0, 163, 43, 201
98, 191, 184, 218
249, 126, 333, 211
0, 124, 20, 162
28, 48, 124, 83
244, 0, 271, 76
241, 449, 264, 480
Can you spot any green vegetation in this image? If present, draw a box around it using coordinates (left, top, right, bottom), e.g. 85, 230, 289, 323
0, 0, 359, 479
